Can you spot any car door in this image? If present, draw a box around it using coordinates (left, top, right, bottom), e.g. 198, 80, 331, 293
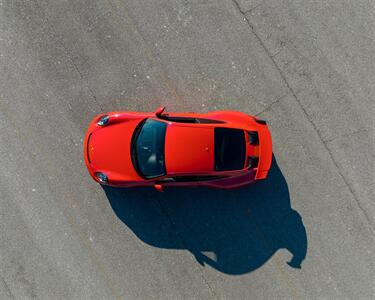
155, 175, 227, 188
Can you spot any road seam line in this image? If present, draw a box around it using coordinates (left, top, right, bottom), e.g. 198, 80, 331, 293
105, 0, 186, 108
155, 197, 219, 300
231, 0, 375, 236
0, 100, 122, 300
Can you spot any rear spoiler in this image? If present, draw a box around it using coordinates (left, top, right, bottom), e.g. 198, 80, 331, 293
255, 121, 272, 179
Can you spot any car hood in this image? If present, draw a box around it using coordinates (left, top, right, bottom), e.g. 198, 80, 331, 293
88, 118, 142, 180
165, 124, 214, 174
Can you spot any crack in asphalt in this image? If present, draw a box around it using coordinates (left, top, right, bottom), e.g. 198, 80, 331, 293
231, 0, 375, 236
103, 0, 220, 296
105, 0, 186, 108
6, 2, 122, 299
32, 1, 105, 114
26, 1, 220, 297
255, 92, 290, 117
242, 3, 263, 15
155, 197, 219, 300
0, 101, 122, 300
323, 127, 370, 144
0, 275, 15, 299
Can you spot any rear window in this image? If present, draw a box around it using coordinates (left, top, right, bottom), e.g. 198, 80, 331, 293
214, 128, 246, 171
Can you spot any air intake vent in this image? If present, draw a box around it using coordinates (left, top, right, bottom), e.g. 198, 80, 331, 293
247, 156, 259, 169
87, 133, 92, 163
247, 131, 259, 145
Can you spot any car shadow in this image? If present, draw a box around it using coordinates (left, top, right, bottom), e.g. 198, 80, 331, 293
103, 156, 307, 275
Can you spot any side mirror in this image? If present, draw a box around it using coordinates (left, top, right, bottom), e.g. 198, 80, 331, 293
154, 184, 164, 192
155, 106, 166, 118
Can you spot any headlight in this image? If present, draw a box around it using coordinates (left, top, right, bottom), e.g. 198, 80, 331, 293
95, 172, 108, 183
97, 115, 110, 126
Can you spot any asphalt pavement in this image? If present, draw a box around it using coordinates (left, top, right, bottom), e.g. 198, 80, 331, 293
0, 0, 374, 299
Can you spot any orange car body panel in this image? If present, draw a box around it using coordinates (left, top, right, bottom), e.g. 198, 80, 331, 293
165, 124, 214, 174
83, 109, 272, 189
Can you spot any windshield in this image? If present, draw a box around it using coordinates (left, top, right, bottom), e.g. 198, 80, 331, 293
131, 118, 167, 178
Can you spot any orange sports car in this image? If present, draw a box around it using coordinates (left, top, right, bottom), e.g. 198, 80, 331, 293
84, 107, 272, 191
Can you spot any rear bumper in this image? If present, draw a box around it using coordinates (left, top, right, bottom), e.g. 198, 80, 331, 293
255, 122, 272, 180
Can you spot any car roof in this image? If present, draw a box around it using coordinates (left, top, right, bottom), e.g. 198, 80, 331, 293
164, 123, 215, 174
